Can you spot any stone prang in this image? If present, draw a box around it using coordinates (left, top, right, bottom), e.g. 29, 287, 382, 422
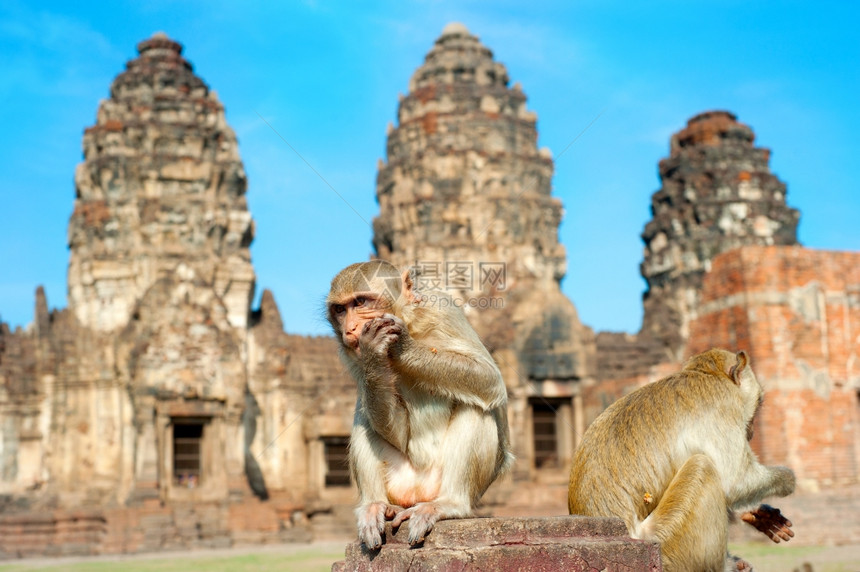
0, 33, 356, 556
373, 23, 594, 382
68, 33, 254, 332
639, 111, 800, 358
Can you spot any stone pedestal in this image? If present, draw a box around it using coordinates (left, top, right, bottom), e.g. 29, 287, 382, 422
331, 516, 661, 571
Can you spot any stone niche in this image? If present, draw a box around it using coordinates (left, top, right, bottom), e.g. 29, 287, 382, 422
155, 399, 230, 503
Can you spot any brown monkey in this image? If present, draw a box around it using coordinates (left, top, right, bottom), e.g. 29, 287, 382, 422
568, 349, 795, 572
327, 260, 513, 548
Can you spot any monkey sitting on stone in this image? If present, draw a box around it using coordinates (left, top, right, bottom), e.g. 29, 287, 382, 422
568, 349, 795, 572
326, 260, 513, 549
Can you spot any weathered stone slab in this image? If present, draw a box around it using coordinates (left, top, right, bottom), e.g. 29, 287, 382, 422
331, 516, 661, 571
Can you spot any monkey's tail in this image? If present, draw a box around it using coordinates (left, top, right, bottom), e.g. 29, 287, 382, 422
499, 450, 515, 476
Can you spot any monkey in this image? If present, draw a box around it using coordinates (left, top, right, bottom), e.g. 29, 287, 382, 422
326, 260, 513, 549
568, 349, 796, 572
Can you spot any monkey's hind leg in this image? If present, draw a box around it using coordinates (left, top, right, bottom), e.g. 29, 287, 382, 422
639, 454, 729, 572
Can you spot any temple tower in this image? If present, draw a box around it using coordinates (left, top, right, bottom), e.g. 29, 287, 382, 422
640, 111, 800, 358
67, 33, 255, 332
373, 23, 594, 477
373, 22, 564, 284
373, 23, 593, 381
2, 34, 357, 525
62, 33, 256, 506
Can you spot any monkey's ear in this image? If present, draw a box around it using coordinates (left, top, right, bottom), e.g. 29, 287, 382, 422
401, 268, 418, 304
729, 350, 749, 385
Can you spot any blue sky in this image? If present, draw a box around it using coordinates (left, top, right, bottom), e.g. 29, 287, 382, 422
1, 1, 858, 336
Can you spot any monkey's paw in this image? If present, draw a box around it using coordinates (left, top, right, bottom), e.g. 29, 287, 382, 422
741, 504, 794, 543
729, 555, 755, 571
356, 502, 398, 550
360, 315, 405, 356
391, 502, 441, 546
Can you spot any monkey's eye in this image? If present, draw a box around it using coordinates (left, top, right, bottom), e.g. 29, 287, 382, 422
332, 304, 346, 315
355, 296, 367, 307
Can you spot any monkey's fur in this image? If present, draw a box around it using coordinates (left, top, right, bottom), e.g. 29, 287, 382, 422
569, 349, 796, 572
327, 260, 513, 548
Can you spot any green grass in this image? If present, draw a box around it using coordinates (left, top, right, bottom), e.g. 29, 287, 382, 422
3, 543, 859, 572
0, 546, 345, 572
729, 542, 860, 572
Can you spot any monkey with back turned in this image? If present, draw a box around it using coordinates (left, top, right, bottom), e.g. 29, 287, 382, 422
569, 349, 796, 571
326, 260, 513, 549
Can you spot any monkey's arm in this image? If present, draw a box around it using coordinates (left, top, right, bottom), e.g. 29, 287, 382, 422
362, 313, 505, 411
358, 355, 409, 451
392, 338, 506, 411
727, 454, 796, 510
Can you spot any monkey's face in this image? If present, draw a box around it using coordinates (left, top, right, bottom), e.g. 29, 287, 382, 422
327, 261, 417, 354
329, 292, 392, 353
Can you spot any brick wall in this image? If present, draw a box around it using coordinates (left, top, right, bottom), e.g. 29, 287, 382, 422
0, 498, 308, 559
689, 245, 860, 489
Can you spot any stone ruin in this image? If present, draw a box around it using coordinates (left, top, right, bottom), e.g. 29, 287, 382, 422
374, 22, 594, 372
2, 23, 860, 563
68, 32, 255, 333
0, 32, 357, 557
639, 110, 800, 360
595, 110, 802, 387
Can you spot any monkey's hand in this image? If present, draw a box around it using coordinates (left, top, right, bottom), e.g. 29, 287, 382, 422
359, 314, 406, 358
356, 501, 399, 550
740, 504, 794, 543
